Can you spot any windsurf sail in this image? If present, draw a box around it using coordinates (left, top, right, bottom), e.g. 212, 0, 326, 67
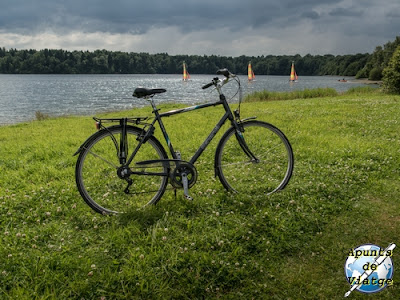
290, 61, 298, 82
183, 62, 190, 81
248, 62, 255, 81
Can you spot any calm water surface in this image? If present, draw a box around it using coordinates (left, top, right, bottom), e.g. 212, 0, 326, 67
0, 74, 369, 125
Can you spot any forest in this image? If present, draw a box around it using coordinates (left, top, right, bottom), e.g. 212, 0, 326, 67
0, 36, 399, 79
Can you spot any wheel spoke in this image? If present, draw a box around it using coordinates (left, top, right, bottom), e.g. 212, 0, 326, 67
86, 148, 119, 169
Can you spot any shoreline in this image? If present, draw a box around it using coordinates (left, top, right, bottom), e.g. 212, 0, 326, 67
348, 78, 382, 85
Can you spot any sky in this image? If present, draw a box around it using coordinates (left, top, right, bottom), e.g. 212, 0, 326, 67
0, 0, 399, 56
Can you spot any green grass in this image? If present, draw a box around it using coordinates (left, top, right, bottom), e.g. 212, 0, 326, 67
344, 85, 380, 95
244, 87, 339, 102
1, 90, 399, 299
243, 86, 381, 102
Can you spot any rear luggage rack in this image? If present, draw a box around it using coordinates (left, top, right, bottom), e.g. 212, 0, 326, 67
93, 116, 149, 125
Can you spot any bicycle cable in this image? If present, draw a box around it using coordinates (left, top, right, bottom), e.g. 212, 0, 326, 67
229, 75, 242, 119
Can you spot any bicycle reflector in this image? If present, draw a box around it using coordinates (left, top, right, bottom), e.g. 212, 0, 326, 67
95, 121, 101, 130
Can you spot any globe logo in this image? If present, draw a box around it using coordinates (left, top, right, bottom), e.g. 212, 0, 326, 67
344, 243, 395, 297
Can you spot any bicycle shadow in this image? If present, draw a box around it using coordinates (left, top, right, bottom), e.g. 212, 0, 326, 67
117, 206, 166, 230
116, 196, 203, 230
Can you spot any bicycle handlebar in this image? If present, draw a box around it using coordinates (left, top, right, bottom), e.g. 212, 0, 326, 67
202, 68, 236, 89
202, 78, 218, 89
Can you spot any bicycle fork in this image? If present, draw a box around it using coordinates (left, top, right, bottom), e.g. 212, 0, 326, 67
234, 122, 259, 163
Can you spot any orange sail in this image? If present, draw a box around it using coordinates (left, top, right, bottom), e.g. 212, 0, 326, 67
248, 62, 255, 81
183, 62, 190, 81
290, 62, 298, 82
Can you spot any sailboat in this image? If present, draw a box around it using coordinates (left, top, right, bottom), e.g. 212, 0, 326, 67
248, 62, 256, 81
290, 61, 298, 82
183, 62, 190, 81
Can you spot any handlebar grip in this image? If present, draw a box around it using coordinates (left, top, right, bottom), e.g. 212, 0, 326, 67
202, 81, 214, 89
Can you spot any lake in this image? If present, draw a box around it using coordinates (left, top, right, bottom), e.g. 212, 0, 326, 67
0, 74, 370, 125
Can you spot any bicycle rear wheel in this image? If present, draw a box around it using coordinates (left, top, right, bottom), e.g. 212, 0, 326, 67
215, 120, 293, 196
75, 125, 168, 214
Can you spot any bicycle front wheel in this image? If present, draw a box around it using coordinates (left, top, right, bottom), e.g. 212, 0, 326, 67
75, 125, 168, 214
215, 120, 293, 196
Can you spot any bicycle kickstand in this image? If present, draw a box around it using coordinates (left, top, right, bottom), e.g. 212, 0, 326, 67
181, 173, 193, 201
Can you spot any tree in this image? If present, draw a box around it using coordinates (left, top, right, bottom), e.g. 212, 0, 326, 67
369, 67, 383, 81
382, 45, 400, 93
356, 36, 400, 79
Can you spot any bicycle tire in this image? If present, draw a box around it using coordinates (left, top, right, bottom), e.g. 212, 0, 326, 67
215, 120, 294, 196
75, 125, 168, 214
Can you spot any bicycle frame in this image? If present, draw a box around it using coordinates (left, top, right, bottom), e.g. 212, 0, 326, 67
159, 95, 232, 162
123, 93, 256, 170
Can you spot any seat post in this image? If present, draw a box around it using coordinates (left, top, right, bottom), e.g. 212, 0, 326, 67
148, 97, 161, 118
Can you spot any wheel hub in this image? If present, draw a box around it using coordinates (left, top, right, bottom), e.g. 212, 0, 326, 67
117, 166, 130, 179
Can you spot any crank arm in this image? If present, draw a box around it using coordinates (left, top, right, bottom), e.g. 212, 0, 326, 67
181, 173, 193, 201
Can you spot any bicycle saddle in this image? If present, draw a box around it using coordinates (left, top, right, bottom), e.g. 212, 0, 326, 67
133, 88, 166, 98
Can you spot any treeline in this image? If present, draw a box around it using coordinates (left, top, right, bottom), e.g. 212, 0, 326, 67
0, 36, 399, 77
355, 36, 400, 80
0, 48, 369, 76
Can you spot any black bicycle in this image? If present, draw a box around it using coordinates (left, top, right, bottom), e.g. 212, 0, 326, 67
74, 69, 294, 214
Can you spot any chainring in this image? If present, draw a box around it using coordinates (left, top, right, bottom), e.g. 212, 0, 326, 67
170, 162, 198, 189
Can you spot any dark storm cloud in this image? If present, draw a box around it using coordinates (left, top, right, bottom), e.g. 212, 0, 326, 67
0, 0, 339, 33
0, 0, 235, 33
0, 0, 399, 55
301, 11, 320, 20
329, 7, 363, 17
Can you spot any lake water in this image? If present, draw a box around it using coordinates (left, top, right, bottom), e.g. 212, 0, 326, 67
0, 74, 370, 125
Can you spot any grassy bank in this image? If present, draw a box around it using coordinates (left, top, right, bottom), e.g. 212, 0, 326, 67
0, 90, 399, 299
243, 85, 379, 102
